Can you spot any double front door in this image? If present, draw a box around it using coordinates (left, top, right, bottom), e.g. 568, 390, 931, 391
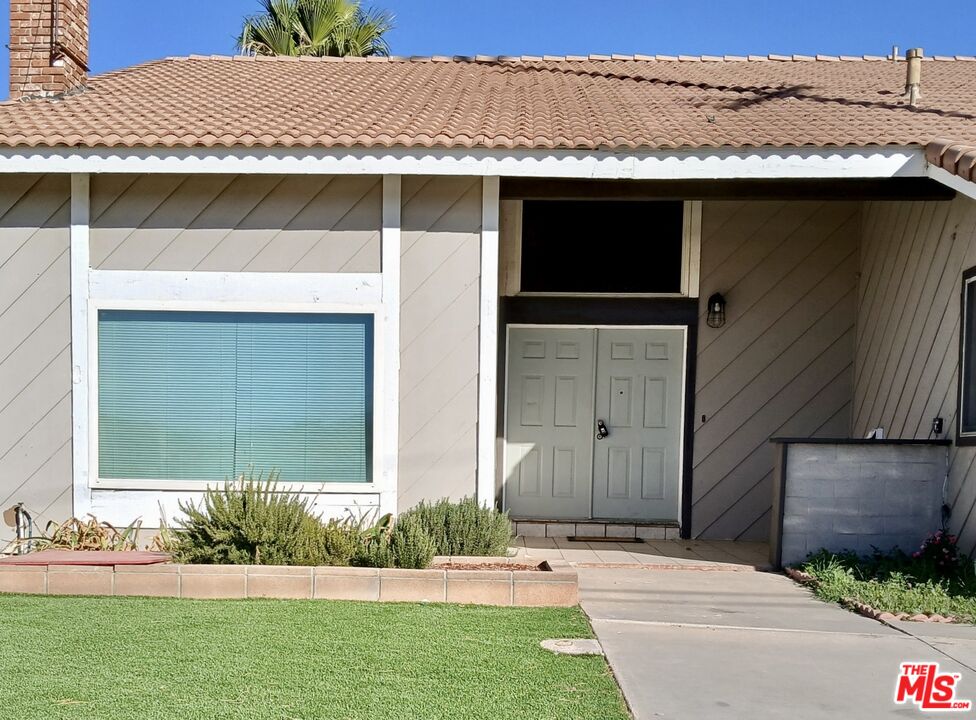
504, 327, 685, 521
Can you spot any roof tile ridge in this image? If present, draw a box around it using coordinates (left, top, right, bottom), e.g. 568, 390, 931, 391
86, 56, 186, 83
98, 52, 976, 67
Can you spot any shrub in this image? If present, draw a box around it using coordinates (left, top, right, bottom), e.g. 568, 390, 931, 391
397, 497, 512, 557
347, 512, 435, 569
173, 472, 332, 566
351, 512, 395, 568
914, 530, 962, 577
389, 513, 436, 569
170, 476, 464, 569
353, 534, 395, 568
317, 518, 361, 566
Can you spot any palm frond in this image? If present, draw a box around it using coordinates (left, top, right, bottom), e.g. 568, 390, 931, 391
238, 0, 393, 57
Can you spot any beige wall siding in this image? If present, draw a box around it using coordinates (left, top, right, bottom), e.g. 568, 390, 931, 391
694, 200, 860, 540
398, 177, 482, 511
0, 175, 73, 545
854, 195, 976, 554
90, 174, 381, 272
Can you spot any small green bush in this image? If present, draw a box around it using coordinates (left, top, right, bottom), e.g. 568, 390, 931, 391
172, 476, 489, 569
350, 512, 395, 568
316, 518, 361, 566
173, 472, 332, 566
398, 497, 512, 557
390, 513, 437, 569
353, 535, 394, 568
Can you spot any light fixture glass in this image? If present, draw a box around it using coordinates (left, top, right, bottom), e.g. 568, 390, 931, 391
706, 293, 726, 329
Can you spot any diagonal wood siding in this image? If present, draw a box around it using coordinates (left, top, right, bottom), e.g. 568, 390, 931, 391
0, 175, 72, 546
855, 195, 976, 555
398, 177, 482, 511
694, 200, 860, 540
90, 174, 381, 272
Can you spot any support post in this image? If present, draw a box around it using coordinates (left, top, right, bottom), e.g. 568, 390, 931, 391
477, 177, 501, 507
70, 173, 91, 517
380, 175, 402, 516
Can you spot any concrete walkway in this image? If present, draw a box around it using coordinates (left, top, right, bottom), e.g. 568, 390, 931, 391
512, 537, 770, 569
580, 568, 976, 719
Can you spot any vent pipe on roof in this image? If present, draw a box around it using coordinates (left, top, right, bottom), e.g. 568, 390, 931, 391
891, 45, 899, 61
905, 47, 923, 106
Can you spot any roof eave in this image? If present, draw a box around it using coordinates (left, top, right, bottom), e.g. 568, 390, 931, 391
0, 143, 927, 181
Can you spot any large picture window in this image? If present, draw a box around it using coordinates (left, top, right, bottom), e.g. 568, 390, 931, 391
97, 310, 373, 483
960, 269, 976, 442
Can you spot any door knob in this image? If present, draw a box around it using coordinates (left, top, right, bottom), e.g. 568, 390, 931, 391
596, 419, 609, 440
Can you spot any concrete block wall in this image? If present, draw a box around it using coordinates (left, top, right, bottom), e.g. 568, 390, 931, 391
770, 441, 947, 567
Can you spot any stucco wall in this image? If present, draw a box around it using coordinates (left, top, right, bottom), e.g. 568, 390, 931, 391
398, 176, 482, 511
694, 200, 861, 540
855, 194, 976, 554
90, 174, 382, 272
0, 175, 73, 547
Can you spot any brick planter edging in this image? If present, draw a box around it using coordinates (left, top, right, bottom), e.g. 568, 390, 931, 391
0, 559, 578, 607
783, 567, 959, 624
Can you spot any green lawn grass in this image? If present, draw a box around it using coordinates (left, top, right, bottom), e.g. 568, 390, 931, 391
0, 594, 629, 720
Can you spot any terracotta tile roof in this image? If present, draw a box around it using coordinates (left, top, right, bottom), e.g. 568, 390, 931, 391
2, 54, 976, 151
926, 138, 976, 183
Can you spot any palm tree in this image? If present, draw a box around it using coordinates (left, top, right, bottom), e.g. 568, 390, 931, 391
238, 0, 394, 58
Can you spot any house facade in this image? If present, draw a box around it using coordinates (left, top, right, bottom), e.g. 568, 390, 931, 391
3, 1, 976, 549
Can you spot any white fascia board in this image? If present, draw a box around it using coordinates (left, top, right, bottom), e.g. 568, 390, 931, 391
927, 165, 976, 201
0, 145, 926, 179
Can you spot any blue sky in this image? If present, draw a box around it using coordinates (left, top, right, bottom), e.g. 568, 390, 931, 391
2, 0, 975, 88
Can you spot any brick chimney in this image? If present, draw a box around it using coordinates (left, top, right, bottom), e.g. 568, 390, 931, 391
9, 0, 89, 99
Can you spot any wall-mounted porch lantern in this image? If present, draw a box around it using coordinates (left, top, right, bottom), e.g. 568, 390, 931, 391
706, 293, 727, 328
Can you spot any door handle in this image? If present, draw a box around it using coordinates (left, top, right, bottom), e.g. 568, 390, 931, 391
596, 419, 609, 440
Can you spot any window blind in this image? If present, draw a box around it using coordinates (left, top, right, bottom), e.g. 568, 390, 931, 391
97, 310, 373, 483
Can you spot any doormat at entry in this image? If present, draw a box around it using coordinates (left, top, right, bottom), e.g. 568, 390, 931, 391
568, 536, 645, 544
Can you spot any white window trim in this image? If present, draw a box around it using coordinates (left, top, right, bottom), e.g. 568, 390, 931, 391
87, 489, 382, 531
87, 297, 385, 494
683, 200, 703, 298
504, 199, 703, 298
89, 269, 382, 305
71, 176, 403, 517
960, 272, 976, 439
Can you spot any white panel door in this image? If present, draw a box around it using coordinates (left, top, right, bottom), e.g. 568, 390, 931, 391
504, 326, 684, 522
504, 328, 595, 519
591, 329, 684, 521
